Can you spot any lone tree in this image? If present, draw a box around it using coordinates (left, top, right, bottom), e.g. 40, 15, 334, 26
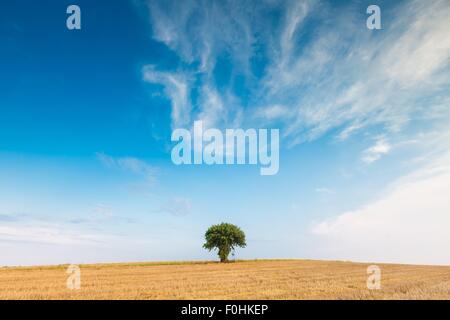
203, 223, 246, 262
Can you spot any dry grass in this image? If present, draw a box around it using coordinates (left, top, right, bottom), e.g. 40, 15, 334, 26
1, 259, 449, 300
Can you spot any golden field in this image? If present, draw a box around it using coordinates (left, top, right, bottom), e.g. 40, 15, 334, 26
0, 259, 449, 300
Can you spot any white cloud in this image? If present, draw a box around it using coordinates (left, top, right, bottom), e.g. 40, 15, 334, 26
146, 0, 255, 74
255, 104, 291, 121
362, 138, 392, 164
315, 187, 334, 194
142, 66, 191, 128
196, 85, 226, 129
0, 224, 109, 246
311, 150, 450, 265
381, 1, 450, 87
278, 0, 312, 70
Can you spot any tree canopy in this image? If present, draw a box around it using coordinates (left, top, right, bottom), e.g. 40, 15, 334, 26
203, 223, 246, 262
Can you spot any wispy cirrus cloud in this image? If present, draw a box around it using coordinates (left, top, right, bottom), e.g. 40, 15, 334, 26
146, 0, 256, 74
141, 0, 262, 129
0, 224, 111, 246
315, 187, 334, 194
141, 0, 450, 153
96, 152, 157, 183
159, 197, 192, 217
263, 0, 450, 146
142, 66, 192, 128
0, 214, 21, 222
67, 203, 135, 225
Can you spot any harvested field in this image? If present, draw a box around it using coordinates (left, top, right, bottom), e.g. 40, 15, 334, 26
1, 259, 449, 299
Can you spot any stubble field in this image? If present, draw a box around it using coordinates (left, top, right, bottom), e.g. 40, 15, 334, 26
1, 259, 449, 300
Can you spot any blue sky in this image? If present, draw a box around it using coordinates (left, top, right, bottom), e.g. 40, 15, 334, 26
1, 0, 450, 266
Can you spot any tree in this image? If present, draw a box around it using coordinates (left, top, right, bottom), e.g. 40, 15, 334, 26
203, 223, 246, 262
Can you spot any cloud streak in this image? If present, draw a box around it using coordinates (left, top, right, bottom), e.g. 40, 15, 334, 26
142, 66, 192, 128
160, 197, 192, 217
362, 138, 392, 164
96, 152, 157, 183
0, 224, 110, 246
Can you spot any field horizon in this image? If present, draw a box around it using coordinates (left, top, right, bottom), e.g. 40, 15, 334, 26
2, 258, 450, 269
1, 259, 449, 300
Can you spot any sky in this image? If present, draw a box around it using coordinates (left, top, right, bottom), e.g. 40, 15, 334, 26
1, 0, 450, 266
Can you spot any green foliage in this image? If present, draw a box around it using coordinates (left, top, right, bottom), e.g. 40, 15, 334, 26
203, 223, 246, 262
